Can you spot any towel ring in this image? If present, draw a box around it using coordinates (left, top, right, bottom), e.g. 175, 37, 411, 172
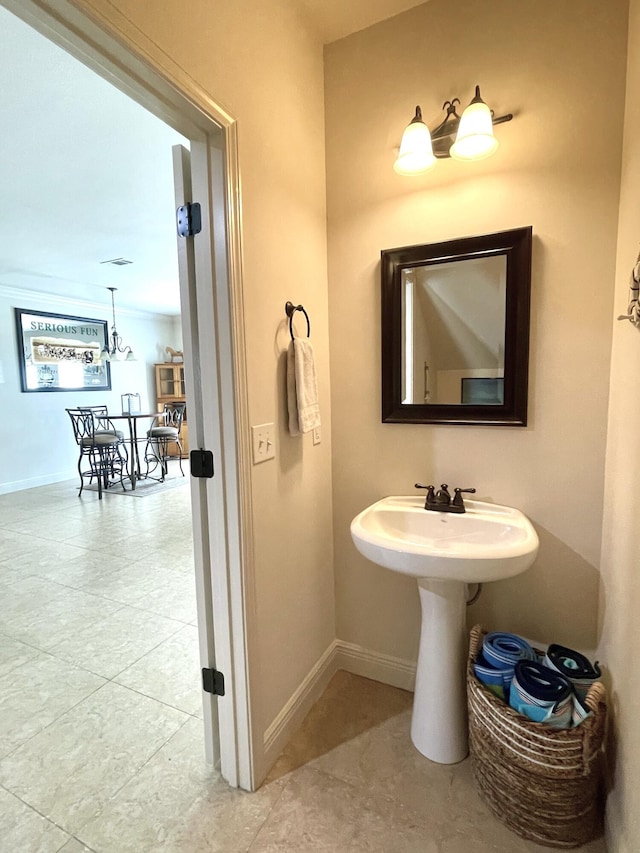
285, 301, 311, 341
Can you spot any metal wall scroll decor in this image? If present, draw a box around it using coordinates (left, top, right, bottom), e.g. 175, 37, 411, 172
617, 249, 640, 327
15, 308, 111, 393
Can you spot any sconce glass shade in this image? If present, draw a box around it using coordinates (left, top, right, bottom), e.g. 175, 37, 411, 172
394, 106, 436, 175
450, 86, 499, 161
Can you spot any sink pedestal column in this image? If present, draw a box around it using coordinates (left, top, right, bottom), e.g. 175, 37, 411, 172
410, 578, 468, 764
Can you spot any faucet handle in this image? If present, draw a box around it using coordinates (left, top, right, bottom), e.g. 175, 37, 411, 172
415, 483, 436, 503
453, 487, 476, 507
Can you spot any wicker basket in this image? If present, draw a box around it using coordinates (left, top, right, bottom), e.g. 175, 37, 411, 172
467, 625, 607, 849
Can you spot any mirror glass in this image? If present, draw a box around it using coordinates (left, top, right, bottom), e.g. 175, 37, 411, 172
401, 255, 506, 405
382, 227, 532, 425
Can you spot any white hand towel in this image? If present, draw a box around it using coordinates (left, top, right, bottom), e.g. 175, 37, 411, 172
287, 342, 301, 436
287, 338, 321, 435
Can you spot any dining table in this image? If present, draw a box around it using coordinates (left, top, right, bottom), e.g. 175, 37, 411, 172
107, 411, 164, 489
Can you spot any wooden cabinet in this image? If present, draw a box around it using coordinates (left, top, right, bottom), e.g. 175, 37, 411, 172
154, 363, 188, 458
155, 363, 185, 399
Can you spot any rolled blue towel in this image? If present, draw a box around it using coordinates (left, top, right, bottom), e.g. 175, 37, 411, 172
510, 660, 575, 729
474, 632, 536, 698
543, 644, 601, 701
473, 654, 511, 700
483, 632, 537, 670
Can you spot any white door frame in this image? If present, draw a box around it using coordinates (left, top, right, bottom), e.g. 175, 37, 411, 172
3, 0, 256, 790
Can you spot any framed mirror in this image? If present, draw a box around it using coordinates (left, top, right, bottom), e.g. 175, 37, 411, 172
381, 226, 532, 425
15, 308, 111, 393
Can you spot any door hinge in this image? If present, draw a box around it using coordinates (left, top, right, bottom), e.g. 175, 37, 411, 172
190, 449, 214, 478
202, 667, 225, 696
176, 202, 202, 237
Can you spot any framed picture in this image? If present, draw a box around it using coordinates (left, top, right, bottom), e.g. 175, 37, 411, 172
461, 377, 504, 405
15, 308, 111, 393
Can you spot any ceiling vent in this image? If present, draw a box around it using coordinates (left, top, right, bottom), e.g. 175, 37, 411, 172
100, 257, 133, 266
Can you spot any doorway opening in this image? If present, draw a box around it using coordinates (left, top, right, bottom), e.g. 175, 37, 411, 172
0, 0, 253, 798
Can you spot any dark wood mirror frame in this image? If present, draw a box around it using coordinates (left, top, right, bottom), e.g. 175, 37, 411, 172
381, 226, 532, 426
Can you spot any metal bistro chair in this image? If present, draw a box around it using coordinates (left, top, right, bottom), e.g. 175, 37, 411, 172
66, 408, 127, 499
78, 405, 129, 474
79, 405, 126, 442
144, 402, 186, 482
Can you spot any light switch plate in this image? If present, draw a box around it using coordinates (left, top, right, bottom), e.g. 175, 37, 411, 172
251, 423, 275, 463
312, 425, 321, 445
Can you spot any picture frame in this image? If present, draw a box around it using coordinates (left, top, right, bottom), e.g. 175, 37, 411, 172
14, 308, 111, 393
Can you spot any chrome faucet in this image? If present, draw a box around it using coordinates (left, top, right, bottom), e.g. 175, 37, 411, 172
415, 483, 476, 513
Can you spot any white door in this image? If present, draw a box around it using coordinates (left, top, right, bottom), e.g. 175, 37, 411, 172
172, 142, 253, 790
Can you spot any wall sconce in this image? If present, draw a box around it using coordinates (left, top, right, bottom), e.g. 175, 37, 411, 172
394, 85, 513, 176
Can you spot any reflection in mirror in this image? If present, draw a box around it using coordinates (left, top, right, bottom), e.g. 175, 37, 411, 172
401, 255, 506, 405
382, 227, 532, 426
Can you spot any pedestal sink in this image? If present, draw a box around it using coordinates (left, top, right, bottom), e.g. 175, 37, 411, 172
350, 496, 539, 764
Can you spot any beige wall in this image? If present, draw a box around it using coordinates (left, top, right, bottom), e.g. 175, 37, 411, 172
325, 0, 628, 661
72, 0, 335, 779
600, 0, 640, 848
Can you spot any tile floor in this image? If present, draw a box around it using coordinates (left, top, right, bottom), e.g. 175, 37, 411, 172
0, 478, 607, 851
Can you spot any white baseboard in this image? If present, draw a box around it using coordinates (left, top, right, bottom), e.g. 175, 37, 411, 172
262, 639, 416, 774
334, 640, 416, 692
263, 640, 339, 769
0, 470, 76, 495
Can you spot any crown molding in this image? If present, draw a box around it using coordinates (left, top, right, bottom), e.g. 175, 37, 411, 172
0, 282, 175, 321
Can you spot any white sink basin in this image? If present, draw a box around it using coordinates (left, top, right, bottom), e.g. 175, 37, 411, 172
350, 495, 539, 765
350, 496, 539, 583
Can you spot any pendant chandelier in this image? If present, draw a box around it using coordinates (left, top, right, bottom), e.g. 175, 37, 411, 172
101, 287, 136, 362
